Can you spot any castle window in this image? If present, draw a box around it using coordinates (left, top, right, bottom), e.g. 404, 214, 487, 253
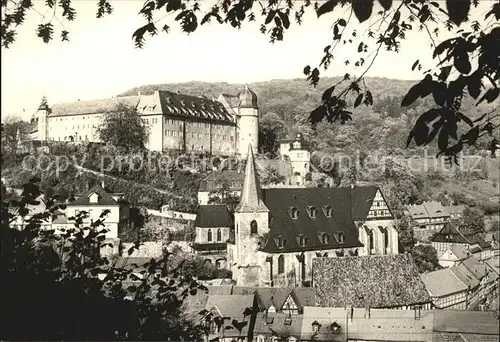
322, 233, 330, 244
325, 206, 333, 218
308, 206, 317, 218
207, 229, 213, 242
278, 255, 285, 274
217, 229, 222, 242
290, 207, 299, 219
335, 232, 345, 244
250, 220, 258, 235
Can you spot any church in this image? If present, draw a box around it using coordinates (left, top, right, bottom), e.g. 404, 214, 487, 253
30, 86, 261, 158
194, 144, 400, 287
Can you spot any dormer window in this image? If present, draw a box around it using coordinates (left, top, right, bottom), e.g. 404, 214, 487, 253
334, 232, 345, 244
308, 206, 317, 219
298, 235, 307, 247
324, 206, 333, 217
276, 236, 286, 249
331, 321, 341, 333
312, 321, 321, 333
290, 207, 299, 219
321, 233, 330, 244
89, 192, 99, 203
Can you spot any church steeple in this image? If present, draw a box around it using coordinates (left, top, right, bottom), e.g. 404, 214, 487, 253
235, 144, 268, 213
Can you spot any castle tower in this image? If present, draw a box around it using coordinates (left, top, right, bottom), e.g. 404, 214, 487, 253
281, 133, 310, 185
236, 86, 259, 159
232, 144, 270, 285
36, 96, 51, 141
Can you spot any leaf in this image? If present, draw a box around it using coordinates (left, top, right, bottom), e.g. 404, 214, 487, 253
278, 11, 290, 29
457, 112, 473, 126
354, 93, 363, 108
454, 53, 472, 74
432, 82, 447, 107
467, 74, 482, 99
303, 65, 311, 76
322, 86, 335, 101
477, 88, 500, 105
357, 42, 363, 53
411, 60, 419, 71
413, 122, 430, 146
166, 0, 182, 12
378, 0, 392, 11
464, 126, 480, 145
317, 0, 339, 17
446, 0, 471, 26
338, 18, 347, 26
438, 125, 449, 150
402, 80, 429, 107
265, 9, 275, 24
352, 0, 373, 23
438, 66, 452, 82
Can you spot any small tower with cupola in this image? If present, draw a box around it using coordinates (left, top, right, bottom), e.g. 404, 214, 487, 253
230, 144, 270, 285
35, 96, 51, 141
236, 86, 259, 159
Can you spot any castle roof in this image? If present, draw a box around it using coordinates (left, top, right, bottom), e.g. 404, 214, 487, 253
235, 145, 269, 213
237, 85, 258, 109
49, 96, 140, 117
194, 204, 233, 228
313, 254, 431, 308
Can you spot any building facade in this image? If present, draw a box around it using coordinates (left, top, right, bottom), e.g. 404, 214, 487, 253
31, 86, 261, 158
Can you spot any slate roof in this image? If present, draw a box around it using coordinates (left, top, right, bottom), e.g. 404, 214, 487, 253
205, 294, 255, 318
253, 312, 303, 338
351, 186, 380, 220
421, 268, 468, 297
68, 184, 119, 206
194, 204, 233, 228
313, 254, 431, 308
260, 187, 364, 253
49, 96, 140, 117
431, 220, 471, 243
433, 310, 500, 335
450, 264, 480, 289
460, 257, 488, 279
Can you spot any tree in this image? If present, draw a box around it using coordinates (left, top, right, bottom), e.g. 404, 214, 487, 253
97, 103, 150, 151
260, 165, 286, 186
259, 112, 286, 157
207, 180, 240, 213
458, 206, 485, 234
411, 244, 441, 274
1, 177, 205, 340
2, 0, 498, 160
1, 116, 31, 167
436, 192, 450, 206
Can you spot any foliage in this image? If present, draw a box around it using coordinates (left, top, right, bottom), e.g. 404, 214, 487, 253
97, 103, 150, 151
1, 118, 32, 168
458, 206, 485, 234
2, 0, 498, 160
1, 177, 205, 340
260, 165, 286, 186
410, 244, 441, 274
169, 253, 232, 281
394, 212, 416, 253
436, 192, 451, 206
259, 112, 286, 157
481, 201, 500, 216
207, 180, 240, 213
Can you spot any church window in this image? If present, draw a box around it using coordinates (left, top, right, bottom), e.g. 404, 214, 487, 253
325, 206, 333, 217
322, 233, 330, 244
250, 220, 258, 235
278, 255, 285, 274
308, 207, 317, 218
368, 230, 374, 255
207, 229, 213, 242
384, 228, 389, 249
290, 207, 299, 219
217, 229, 222, 242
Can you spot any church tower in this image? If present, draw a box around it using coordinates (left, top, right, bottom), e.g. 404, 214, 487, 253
232, 144, 270, 285
236, 86, 259, 159
36, 96, 51, 141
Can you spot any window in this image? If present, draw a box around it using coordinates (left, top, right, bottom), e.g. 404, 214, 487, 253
291, 207, 299, 219
250, 220, 258, 235
322, 233, 330, 244
298, 235, 307, 247
207, 229, 212, 242
309, 206, 317, 218
368, 229, 374, 255
384, 228, 389, 249
325, 206, 333, 217
217, 229, 222, 242
335, 232, 345, 244
277, 237, 285, 249
312, 321, 321, 333
278, 254, 285, 274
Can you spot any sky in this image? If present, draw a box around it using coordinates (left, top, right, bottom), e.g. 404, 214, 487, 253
1, 0, 489, 120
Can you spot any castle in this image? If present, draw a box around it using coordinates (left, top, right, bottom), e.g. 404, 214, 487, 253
31, 86, 262, 158
194, 144, 400, 287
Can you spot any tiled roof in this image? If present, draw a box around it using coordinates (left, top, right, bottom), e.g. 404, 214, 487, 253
431, 221, 470, 243
421, 268, 468, 297
351, 186, 379, 220
450, 264, 480, 289
68, 184, 119, 206
313, 254, 431, 308
290, 287, 316, 310
49, 96, 140, 117
433, 310, 500, 335
447, 245, 471, 260
260, 187, 364, 253
194, 204, 233, 228
205, 294, 255, 318
460, 257, 488, 279
253, 312, 303, 338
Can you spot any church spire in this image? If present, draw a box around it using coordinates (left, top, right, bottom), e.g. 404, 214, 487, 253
235, 144, 269, 213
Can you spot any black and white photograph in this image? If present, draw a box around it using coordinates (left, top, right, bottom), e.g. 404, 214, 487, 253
1, 0, 499, 341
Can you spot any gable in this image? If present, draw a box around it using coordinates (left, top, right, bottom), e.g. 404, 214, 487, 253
281, 294, 298, 312
366, 189, 392, 220
89, 192, 99, 203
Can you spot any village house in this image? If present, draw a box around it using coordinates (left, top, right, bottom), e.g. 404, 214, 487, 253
421, 268, 470, 310
252, 312, 303, 342
312, 254, 432, 310
30, 86, 263, 158
430, 220, 492, 257
438, 245, 472, 268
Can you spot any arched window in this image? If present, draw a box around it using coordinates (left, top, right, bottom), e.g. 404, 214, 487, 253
325, 206, 333, 217
309, 207, 317, 218
368, 229, 374, 255
335, 232, 345, 244
291, 207, 299, 219
217, 228, 222, 242
278, 255, 285, 274
384, 228, 389, 249
322, 233, 330, 244
250, 220, 258, 235
207, 229, 212, 242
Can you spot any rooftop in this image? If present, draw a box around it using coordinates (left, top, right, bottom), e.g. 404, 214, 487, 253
194, 204, 233, 228
421, 268, 468, 297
